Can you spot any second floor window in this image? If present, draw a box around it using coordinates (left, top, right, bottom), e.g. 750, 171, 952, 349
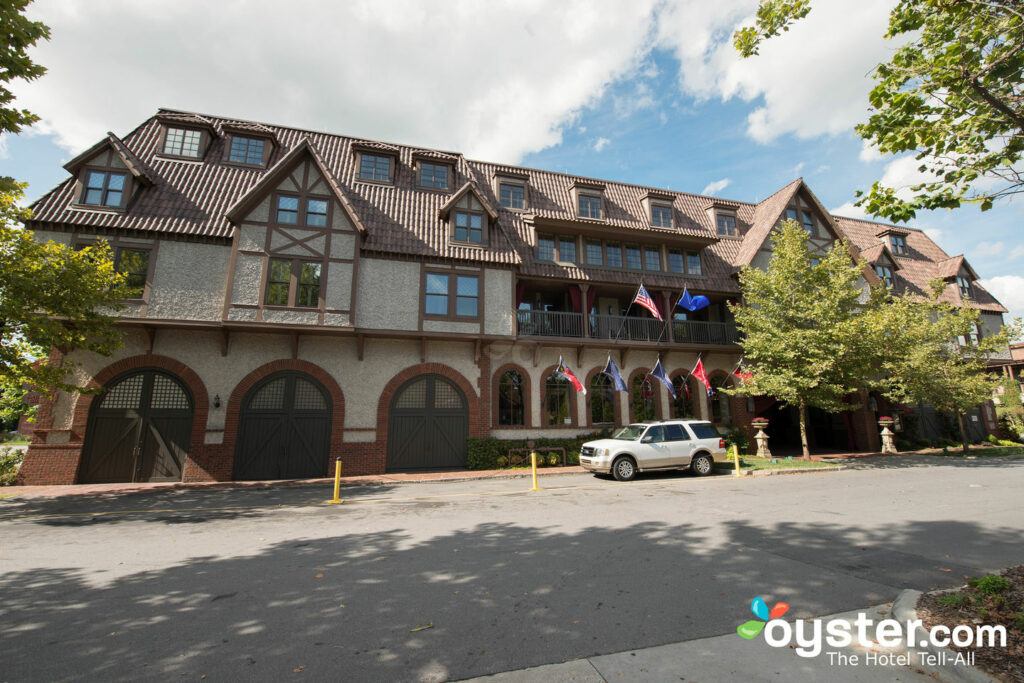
890, 235, 908, 255
265, 258, 321, 307
163, 128, 201, 157
605, 242, 622, 268
418, 162, 449, 190
586, 240, 602, 264
626, 245, 642, 270
82, 171, 128, 208
425, 273, 479, 318
876, 265, 894, 288
668, 249, 703, 275
276, 195, 328, 226
454, 211, 484, 243
644, 247, 660, 271
717, 214, 737, 236
651, 204, 672, 227
802, 210, 816, 236
537, 234, 555, 261
578, 194, 602, 219
957, 276, 971, 298
228, 136, 266, 165
559, 237, 576, 263
499, 182, 525, 209
116, 248, 150, 299
358, 154, 392, 182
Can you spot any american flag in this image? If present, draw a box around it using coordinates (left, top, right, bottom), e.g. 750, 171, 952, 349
633, 284, 663, 321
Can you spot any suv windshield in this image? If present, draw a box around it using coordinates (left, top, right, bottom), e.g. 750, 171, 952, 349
612, 425, 647, 441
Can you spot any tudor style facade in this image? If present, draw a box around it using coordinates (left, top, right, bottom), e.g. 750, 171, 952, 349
17, 109, 1009, 485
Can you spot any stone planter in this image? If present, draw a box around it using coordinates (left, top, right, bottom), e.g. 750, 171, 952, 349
751, 420, 771, 458
877, 417, 896, 454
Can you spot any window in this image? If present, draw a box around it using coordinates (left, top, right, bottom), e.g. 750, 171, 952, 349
606, 242, 622, 268
306, 199, 328, 227
686, 251, 702, 276
586, 240, 603, 265
424, 273, 479, 318
265, 258, 322, 307
644, 247, 660, 271
163, 127, 202, 157
276, 195, 299, 224
668, 249, 685, 274
545, 372, 571, 425
631, 374, 656, 422
665, 423, 688, 441
688, 423, 719, 439
81, 171, 128, 208
785, 208, 798, 222
710, 377, 732, 426
589, 373, 616, 425
957, 276, 971, 298
537, 234, 555, 261
890, 235, 908, 255
499, 182, 525, 209
671, 376, 694, 419
559, 237, 576, 263
228, 136, 266, 165
875, 265, 894, 288
455, 211, 484, 243
358, 154, 392, 182
644, 425, 667, 443
578, 193, 602, 219
498, 370, 525, 426
116, 248, 150, 298
418, 162, 449, 189
717, 214, 737, 236
801, 210, 816, 236
626, 245, 642, 270
651, 204, 672, 227
668, 249, 702, 275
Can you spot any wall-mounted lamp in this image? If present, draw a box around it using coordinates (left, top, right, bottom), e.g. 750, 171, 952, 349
213, 394, 221, 409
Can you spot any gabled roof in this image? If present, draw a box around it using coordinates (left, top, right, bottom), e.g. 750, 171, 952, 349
63, 132, 158, 187
225, 138, 365, 235
438, 182, 498, 221
936, 255, 978, 280
733, 178, 803, 266
858, 243, 901, 270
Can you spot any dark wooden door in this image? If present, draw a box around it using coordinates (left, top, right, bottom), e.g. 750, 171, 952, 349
80, 371, 193, 483
233, 372, 332, 480
387, 375, 468, 470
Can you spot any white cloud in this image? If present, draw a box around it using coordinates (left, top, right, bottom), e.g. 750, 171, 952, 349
1012, 245, 1024, 260
702, 178, 731, 195
859, 140, 884, 163
14, 0, 662, 162
655, 0, 899, 143
830, 201, 870, 220
979, 275, 1024, 324
922, 227, 947, 243
975, 241, 1006, 257
593, 137, 611, 152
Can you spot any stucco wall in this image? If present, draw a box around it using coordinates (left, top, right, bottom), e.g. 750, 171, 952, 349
484, 268, 514, 336
355, 258, 419, 330
148, 241, 230, 321
326, 262, 353, 311
32, 230, 71, 246
231, 254, 263, 305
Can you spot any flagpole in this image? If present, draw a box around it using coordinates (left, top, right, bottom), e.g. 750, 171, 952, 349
657, 291, 682, 345
611, 283, 642, 345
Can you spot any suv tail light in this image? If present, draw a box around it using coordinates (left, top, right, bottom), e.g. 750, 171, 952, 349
719, 439, 726, 449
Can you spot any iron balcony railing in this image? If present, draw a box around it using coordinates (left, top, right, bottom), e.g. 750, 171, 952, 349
589, 314, 668, 342
516, 309, 584, 338
670, 320, 740, 345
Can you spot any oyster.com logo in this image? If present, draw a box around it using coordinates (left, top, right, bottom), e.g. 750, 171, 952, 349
737, 596, 789, 639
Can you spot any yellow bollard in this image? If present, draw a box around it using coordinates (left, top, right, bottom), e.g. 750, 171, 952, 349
732, 444, 742, 477
327, 458, 343, 504
530, 451, 541, 491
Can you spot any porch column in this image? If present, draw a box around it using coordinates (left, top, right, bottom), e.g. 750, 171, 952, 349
580, 283, 590, 337
661, 290, 674, 341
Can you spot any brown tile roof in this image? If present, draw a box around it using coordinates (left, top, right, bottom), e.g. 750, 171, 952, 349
733, 178, 802, 266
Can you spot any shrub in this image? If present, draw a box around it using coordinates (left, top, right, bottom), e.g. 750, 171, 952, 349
986, 434, 1000, 445
0, 447, 23, 486
722, 427, 750, 454
895, 438, 915, 451
547, 453, 559, 467
916, 439, 934, 449
465, 430, 609, 470
968, 575, 1012, 596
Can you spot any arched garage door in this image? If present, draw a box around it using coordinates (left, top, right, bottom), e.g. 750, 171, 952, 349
233, 372, 332, 480
387, 374, 468, 470
80, 369, 193, 483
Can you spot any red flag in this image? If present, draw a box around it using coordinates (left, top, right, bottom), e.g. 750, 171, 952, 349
556, 356, 587, 394
733, 358, 753, 383
692, 358, 712, 397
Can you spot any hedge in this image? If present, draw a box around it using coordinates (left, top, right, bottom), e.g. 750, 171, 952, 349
467, 428, 614, 470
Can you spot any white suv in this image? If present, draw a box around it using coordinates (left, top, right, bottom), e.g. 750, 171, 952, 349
579, 420, 727, 482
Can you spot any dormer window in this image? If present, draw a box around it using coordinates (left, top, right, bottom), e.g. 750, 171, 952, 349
499, 181, 526, 209
228, 136, 267, 166
957, 276, 971, 298
875, 265, 894, 288
578, 193, 602, 219
890, 235, 908, 255
162, 127, 202, 158
358, 153, 393, 182
418, 162, 450, 190
716, 213, 737, 236
454, 210, 484, 243
82, 170, 128, 208
651, 203, 673, 228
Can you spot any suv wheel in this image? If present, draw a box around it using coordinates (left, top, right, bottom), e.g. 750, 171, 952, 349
612, 456, 637, 482
690, 454, 713, 477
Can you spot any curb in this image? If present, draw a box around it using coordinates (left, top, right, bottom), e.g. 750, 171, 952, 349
891, 588, 996, 683
713, 465, 846, 477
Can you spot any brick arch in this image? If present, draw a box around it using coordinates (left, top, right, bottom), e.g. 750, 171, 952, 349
539, 363, 578, 428
626, 367, 660, 422
666, 367, 700, 419
219, 359, 346, 481
72, 354, 210, 483
492, 363, 531, 428
584, 366, 621, 427
377, 362, 483, 440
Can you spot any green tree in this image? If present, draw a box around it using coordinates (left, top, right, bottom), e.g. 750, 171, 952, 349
735, 0, 1024, 222
729, 221, 883, 458
873, 283, 1020, 452
0, 1, 127, 422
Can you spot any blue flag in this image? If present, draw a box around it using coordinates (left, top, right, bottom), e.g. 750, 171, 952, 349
601, 356, 629, 392
650, 358, 676, 399
677, 288, 710, 313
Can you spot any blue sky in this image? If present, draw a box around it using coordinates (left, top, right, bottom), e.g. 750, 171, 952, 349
3, 0, 1022, 323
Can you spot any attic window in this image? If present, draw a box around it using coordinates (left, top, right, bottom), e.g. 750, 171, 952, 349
957, 276, 971, 298
499, 181, 525, 209
418, 162, 450, 190
81, 170, 128, 208
578, 193, 602, 219
454, 210, 484, 243
890, 235, 908, 255
651, 203, 672, 228
716, 213, 737, 236
163, 127, 202, 158
875, 265, 894, 288
228, 136, 266, 166
357, 153, 393, 183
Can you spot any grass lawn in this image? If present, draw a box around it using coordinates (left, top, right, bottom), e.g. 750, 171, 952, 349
714, 456, 837, 472
1, 436, 30, 446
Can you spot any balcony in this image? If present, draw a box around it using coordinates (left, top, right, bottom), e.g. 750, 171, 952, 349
515, 309, 738, 346
589, 314, 668, 343
671, 320, 739, 345
516, 309, 584, 338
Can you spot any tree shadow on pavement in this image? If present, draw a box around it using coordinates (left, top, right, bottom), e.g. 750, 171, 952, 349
2, 517, 1022, 682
